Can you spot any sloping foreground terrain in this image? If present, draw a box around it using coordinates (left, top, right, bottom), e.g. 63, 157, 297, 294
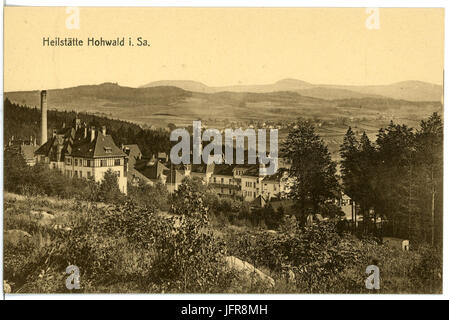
4, 192, 442, 294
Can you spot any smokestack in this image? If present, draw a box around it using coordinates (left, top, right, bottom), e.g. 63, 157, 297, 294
101, 125, 106, 135
90, 126, 95, 142
40, 90, 47, 145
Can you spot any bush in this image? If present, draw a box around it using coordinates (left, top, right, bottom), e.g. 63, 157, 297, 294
127, 181, 169, 212
33, 197, 235, 292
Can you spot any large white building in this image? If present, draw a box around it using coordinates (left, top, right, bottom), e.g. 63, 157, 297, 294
34, 90, 128, 194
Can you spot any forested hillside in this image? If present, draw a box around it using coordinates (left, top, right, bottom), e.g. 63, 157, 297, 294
3, 98, 171, 157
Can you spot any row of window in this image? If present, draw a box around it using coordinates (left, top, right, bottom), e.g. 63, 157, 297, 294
212, 177, 233, 184
65, 169, 121, 178
243, 190, 257, 198
244, 181, 257, 188
66, 157, 122, 167
65, 170, 92, 179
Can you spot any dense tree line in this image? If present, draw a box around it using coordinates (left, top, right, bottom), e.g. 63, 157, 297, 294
3, 98, 171, 157
340, 113, 443, 246
281, 114, 442, 247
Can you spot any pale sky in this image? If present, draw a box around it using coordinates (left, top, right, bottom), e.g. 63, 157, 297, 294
4, 7, 445, 92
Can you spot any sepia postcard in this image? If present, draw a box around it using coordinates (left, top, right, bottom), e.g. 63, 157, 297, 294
2, 6, 444, 297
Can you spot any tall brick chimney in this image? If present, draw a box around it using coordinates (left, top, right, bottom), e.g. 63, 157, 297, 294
40, 90, 48, 145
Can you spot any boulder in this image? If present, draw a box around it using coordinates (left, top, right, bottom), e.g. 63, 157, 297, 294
31, 210, 55, 226
5, 229, 32, 246
225, 256, 275, 287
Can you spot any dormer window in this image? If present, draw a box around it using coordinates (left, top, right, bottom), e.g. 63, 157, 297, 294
104, 147, 112, 153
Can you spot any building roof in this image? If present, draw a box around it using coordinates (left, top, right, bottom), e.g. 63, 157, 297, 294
135, 159, 168, 180
35, 119, 125, 161
262, 168, 289, 182
213, 164, 235, 176
191, 163, 215, 174
70, 133, 126, 158
35, 130, 74, 162
164, 168, 185, 184
241, 165, 260, 177
123, 144, 142, 169
124, 144, 142, 157
34, 139, 54, 157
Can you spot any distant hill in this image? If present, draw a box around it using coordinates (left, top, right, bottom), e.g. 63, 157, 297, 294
141, 79, 443, 102
141, 80, 210, 93
330, 81, 443, 102
5, 82, 442, 132
5, 82, 443, 161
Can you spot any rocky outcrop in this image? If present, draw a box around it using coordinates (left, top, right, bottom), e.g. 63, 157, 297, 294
224, 256, 275, 287
5, 229, 32, 246
30, 210, 55, 226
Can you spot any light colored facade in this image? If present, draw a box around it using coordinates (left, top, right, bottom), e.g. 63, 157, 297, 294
241, 166, 261, 201
338, 193, 353, 220
35, 121, 128, 194
261, 168, 290, 201
64, 155, 127, 193
209, 165, 241, 197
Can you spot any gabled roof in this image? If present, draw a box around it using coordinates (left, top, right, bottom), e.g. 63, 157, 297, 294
123, 144, 142, 169
135, 159, 168, 180
124, 144, 142, 158
128, 167, 152, 184
35, 131, 73, 162
164, 168, 185, 184
35, 138, 55, 156
70, 133, 126, 158
34, 117, 125, 161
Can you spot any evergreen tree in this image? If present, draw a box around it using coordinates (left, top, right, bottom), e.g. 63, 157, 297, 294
414, 113, 443, 246
282, 120, 339, 220
376, 122, 414, 238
